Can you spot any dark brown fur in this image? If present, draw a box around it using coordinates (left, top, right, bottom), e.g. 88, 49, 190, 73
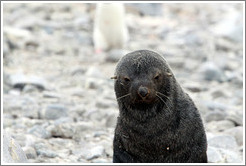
112, 50, 207, 163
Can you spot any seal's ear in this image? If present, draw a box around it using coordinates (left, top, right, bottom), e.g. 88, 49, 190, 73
111, 76, 117, 79
166, 72, 172, 77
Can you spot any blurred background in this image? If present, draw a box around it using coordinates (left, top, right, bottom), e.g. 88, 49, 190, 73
2, 2, 244, 163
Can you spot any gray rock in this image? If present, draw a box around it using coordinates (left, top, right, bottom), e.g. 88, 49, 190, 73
205, 111, 226, 122
36, 149, 58, 158
226, 109, 243, 126
8, 73, 47, 90
126, 3, 163, 16
23, 146, 37, 159
202, 100, 228, 111
42, 104, 68, 120
208, 135, 238, 150
28, 125, 51, 139
206, 120, 235, 132
219, 148, 242, 163
73, 121, 94, 141
224, 126, 243, 146
3, 131, 28, 163
47, 123, 74, 139
198, 61, 226, 82
22, 84, 40, 93
207, 146, 223, 163
84, 146, 105, 160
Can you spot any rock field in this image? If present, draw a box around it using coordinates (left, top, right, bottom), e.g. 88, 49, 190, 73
2, 2, 244, 163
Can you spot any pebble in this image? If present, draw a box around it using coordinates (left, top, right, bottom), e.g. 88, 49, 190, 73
205, 111, 226, 122
23, 146, 37, 159
8, 73, 47, 90
198, 61, 226, 82
208, 135, 238, 150
41, 104, 68, 120
224, 126, 243, 146
28, 125, 51, 139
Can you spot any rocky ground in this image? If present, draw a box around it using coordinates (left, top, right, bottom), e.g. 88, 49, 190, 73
2, 3, 244, 163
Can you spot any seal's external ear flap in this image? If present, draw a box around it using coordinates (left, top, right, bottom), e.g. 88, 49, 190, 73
111, 76, 117, 79
166, 72, 172, 77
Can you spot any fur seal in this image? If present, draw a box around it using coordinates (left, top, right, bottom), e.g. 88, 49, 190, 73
93, 3, 128, 53
112, 50, 207, 163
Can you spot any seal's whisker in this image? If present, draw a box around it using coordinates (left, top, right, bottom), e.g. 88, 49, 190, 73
156, 92, 171, 102
156, 94, 171, 113
117, 93, 131, 100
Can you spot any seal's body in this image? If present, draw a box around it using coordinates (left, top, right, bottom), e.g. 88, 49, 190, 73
93, 3, 128, 53
112, 50, 207, 163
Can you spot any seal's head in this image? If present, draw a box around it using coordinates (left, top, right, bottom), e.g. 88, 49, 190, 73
112, 50, 174, 109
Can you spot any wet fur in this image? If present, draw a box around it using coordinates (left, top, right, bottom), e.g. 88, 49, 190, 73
113, 50, 207, 163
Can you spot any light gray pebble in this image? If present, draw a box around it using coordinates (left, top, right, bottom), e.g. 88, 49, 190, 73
205, 111, 226, 122
84, 146, 105, 160
198, 61, 226, 82
41, 104, 68, 120
205, 120, 235, 132
207, 146, 223, 163
208, 135, 238, 150
224, 126, 243, 146
28, 125, 51, 139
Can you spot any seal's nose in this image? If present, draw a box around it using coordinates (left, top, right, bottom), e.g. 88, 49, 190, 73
138, 86, 149, 98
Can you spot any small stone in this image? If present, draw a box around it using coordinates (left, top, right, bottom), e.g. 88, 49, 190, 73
205, 111, 226, 122
36, 149, 58, 158
208, 135, 238, 150
226, 109, 243, 126
48, 123, 74, 139
23, 146, 37, 159
84, 146, 105, 160
28, 125, 51, 139
22, 84, 40, 93
219, 148, 242, 163
206, 120, 235, 132
224, 126, 243, 146
126, 3, 163, 16
207, 146, 223, 163
42, 104, 68, 120
8, 73, 47, 90
198, 61, 226, 82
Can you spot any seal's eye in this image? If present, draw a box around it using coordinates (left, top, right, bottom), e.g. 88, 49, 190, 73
124, 77, 130, 82
154, 74, 160, 80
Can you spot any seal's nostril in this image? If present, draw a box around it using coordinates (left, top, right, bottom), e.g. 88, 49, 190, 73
138, 86, 149, 97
